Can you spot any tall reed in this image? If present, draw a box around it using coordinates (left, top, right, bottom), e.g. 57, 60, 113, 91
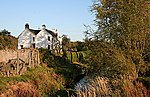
75, 76, 111, 97
75, 76, 148, 97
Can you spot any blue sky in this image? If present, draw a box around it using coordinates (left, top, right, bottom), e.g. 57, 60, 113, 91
0, 0, 95, 41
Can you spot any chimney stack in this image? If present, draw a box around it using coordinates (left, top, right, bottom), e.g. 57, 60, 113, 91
25, 23, 29, 29
42, 25, 46, 30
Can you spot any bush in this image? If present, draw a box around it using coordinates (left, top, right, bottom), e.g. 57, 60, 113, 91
0, 35, 17, 50
86, 41, 136, 79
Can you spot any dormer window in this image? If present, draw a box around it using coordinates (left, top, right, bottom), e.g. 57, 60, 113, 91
48, 36, 50, 41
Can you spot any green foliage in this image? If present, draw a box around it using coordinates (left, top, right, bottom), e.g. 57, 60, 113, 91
0, 35, 17, 50
39, 48, 56, 66
69, 41, 87, 51
86, 40, 136, 78
39, 49, 87, 90
76, 41, 86, 51
62, 34, 87, 52
66, 51, 86, 63
85, 0, 150, 79
62, 35, 70, 51
0, 29, 10, 35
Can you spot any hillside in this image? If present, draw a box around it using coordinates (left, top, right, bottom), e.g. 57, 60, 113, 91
0, 65, 66, 97
0, 49, 86, 96
0, 35, 18, 50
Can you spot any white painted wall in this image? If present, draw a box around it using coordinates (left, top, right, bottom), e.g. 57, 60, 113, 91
36, 29, 54, 49
18, 25, 62, 50
18, 29, 35, 49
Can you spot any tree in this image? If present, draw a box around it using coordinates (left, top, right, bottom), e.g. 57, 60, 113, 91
86, 0, 150, 78
0, 29, 11, 35
62, 35, 70, 51
76, 41, 86, 51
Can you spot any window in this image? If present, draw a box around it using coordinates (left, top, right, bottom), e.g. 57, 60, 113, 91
52, 38, 54, 43
48, 36, 50, 41
33, 37, 35, 41
48, 45, 50, 49
32, 43, 35, 48
20, 45, 23, 49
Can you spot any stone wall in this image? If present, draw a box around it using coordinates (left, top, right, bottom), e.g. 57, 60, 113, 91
0, 49, 40, 77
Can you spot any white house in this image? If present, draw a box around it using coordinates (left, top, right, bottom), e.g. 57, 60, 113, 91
18, 24, 62, 51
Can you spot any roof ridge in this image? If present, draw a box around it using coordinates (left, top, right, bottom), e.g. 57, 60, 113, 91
29, 28, 57, 37
29, 29, 41, 35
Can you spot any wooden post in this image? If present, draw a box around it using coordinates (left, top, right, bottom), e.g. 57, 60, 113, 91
17, 50, 19, 75
28, 50, 31, 68
37, 50, 40, 66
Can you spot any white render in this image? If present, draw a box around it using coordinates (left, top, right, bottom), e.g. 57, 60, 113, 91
18, 29, 34, 49
18, 24, 62, 50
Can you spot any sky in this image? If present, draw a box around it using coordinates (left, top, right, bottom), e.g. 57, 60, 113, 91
0, 0, 95, 41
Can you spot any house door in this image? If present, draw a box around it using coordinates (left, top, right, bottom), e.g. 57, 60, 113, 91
32, 43, 35, 48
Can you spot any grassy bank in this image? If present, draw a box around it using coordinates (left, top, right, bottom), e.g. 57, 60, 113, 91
0, 64, 65, 97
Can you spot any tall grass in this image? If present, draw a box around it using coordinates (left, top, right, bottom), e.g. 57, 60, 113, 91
75, 76, 148, 97
0, 82, 41, 97
0, 65, 65, 97
123, 80, 148, 97
75, 76, 111, 97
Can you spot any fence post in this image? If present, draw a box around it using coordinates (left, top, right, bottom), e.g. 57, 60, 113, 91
37, 50, 40, 66
17, 50, 19, 75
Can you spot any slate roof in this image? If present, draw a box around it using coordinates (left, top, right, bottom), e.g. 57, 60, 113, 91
45, 29, 57, 37
18, 24, 58, 38
29, 29, 57, 37
29, 29, 40, 35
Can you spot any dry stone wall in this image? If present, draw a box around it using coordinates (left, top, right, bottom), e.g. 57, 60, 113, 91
0, 49, 40, 77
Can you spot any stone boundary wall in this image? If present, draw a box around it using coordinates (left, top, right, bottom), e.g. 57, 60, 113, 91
0, 49, 40, 77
